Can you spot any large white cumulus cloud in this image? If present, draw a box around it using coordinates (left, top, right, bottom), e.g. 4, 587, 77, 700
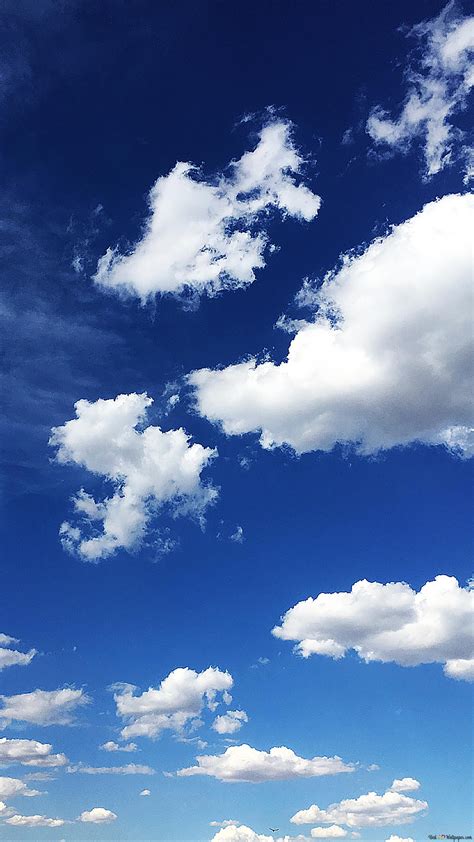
273, 575, 474, 681
94, 120, 320, 301
190, 194, 474, 456
367, 2, 474, 178
50, 392, 217, 561
291, 784, 428, 828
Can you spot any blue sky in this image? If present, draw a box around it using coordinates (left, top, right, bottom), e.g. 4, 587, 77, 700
0, 0, 473, 839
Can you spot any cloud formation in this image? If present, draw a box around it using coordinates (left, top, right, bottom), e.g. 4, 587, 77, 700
191, 194, 474, 456
114, 667, 233, 740
310, 828, 348, 839
367, 2, 474, 177
273, 575, 474, 681
5, 813, 65, 827
100, 740, 137, 753
0, 688, 89, 726
0, 634, 36, 671
68, 763, 154, 775
389, 778, 420, 793
177, 744, 355, 782
212, 710, 248, 735
0, 738, 68, 768
291, 785, 428, 828
50, 392, 217, 560
0, 776, 39, 799
78, 807, 117, 823
94, 119, 320, 302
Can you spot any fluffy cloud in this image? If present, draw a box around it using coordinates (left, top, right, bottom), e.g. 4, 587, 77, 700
390, 778, 420, 793
0, 688, 89, 726
385, 837, 415, 842
0, 776, 39, 798
273, 575, 474, 681
114, 667, 233, 740
310, 828, 348, 839
191, 194, 474, 457
210, 826, 311, 842
5, 814, 65, 827
210, 820, 241, 828
291, 786, 428, 828
367, 3, 474, 177
0, 634, 36, 671
50, 392, 217, 560
212, 710, 248, 735
0, 738, 68, 768
100, 740, 137, 752
68, 763, 154, 775
78, 807, 117, 823
140, 788, 151, 796
177, 744, 355, 782
94, 119, 320, 302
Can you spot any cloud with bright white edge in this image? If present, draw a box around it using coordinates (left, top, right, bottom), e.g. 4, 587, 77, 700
310, 828, 348, 838
5, 814, 65, 827
50, 392, 217, 561
68, 763, 154, 775
0, 633, 36, 671
190, 193, 474, 457
385, 837, 415, 842
78, 807, 117, 823
0, 776, 40, 798
210, 825, 312, 842
100, 740, 137, 753
177, 744, 355, 782
0, 738, 68, 767
93, 119, 320, 302
113, 667, 233, 740
290, 784, 428, 828
210, 820, 241, 827
367, 2, 474, 178
390, 778, 420, 793
212, 710, 248, 735
273, 575, 474, 681
140, 789, 151, 796
0, 688, 89, 726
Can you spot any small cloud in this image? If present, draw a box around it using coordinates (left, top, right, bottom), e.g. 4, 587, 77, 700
140, 789, 151, 797
230, 525, 244, 543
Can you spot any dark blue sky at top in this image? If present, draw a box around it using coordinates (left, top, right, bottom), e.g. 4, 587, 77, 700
0, 1, 472, 839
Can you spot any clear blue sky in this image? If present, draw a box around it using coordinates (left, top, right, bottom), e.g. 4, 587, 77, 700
0, 1, 472, 839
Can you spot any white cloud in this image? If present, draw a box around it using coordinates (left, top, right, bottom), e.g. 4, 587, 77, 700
0, 738, 68, 768
5, 814, 65, 827
78, 807, 117, 823
230, 525, 245, 543
210, 820, 241, 828
210, 825, 311, 842
390, 778, 420, 793
191, 193, 474, 457
50, 392, 217, 561
367, 3, 474, 177
68, 763, 154, 775
177, 744, 355, 782
311, 828, 348, 839
443, 657, 474, 681
291, 786, 427, 828
0, 776, 40, 799
0, 688, 89, 726
0, 634, 36, 671
212, 710, 248, 735
385, 836, 415, 842
100, 741, 137, 753
273, 575, 474, 681
114, 666, 233, 740
140, 788, 151, 796
93, 119, 320, 302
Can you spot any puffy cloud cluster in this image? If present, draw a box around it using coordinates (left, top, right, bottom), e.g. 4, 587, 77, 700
210, 825, 316, 842
0, 688, 89, 727
367, 3, 474, 177
0, 633, 36, 671
0, 776, 39, 798
177, 744, 355, 782
273, 575, 474, 681
94, 120, 320, 302
390, 778, 420, 793
212, 709, 248, 735
114, 667, 233, 740
50, 392, 217, 561
385, 837, 415, 842
5, 814, 65, 827
78, 807, 117, 823
191, 194, 474, 456
310, 828, 348, 839
0, 738, 68, 768
101, 740, 137, 753
291, 784, 428, 828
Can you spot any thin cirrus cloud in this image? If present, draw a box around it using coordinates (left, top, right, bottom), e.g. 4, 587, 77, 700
0, 688, 89, 727
50, 392, 217, 561
291, 781, 428, 828
68, 763, 154, 775
0, 633, 36, 671
190, 193, 474, 457
93, 119, 320, 302
272, 575, 474, 681
0, 738, 68, 768
177, 744, 356, 783
367, 2, 474, 178
113, 666, 234, 740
